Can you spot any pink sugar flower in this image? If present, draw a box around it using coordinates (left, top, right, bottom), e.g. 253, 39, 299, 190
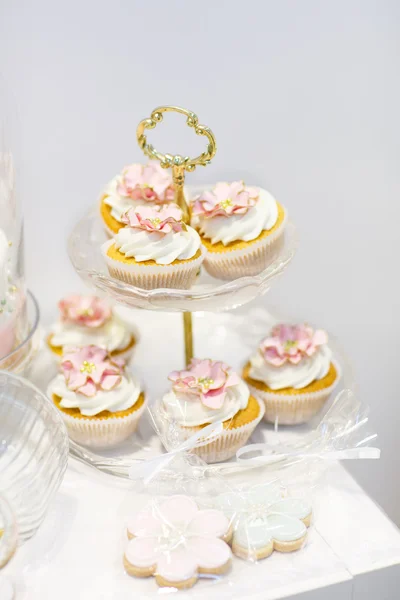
260, 324, 328, 367
168, 358, 240, 409
117, 161, 175, 203
121, 204, 184, 233
58, 295, 111, 328
61, 345, 124, 397
192, 181, 259, 218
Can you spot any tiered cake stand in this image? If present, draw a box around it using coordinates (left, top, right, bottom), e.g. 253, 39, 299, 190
66, 106, 347, 479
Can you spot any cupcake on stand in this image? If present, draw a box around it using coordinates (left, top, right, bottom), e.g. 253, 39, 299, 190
100, 161, 175, 236
191, 181, 287, 280
243, 323, 340, 425
159, 358, 264, 463
47, 345, 146, 447
47, 294, 137, 362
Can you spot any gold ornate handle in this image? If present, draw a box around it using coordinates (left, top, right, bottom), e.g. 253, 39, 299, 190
136, 106, 217, 223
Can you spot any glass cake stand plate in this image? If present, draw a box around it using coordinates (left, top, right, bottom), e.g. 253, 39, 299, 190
67, 206, 297, 312
29, 307, 358, 482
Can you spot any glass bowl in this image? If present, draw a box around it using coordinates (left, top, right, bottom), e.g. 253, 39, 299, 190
67, 207, 297, 312
0, 371, 69, 542
0, 291, 40, 374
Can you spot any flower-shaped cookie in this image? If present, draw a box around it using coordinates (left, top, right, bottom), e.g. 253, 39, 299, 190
260, 324, 328, 366
215, 483, 312, 561
117, 161, 175, 203
121, 204, 184, 234
168, 358, 241, 409
61, 345, 124, 397
124, 495, 232, 589
192, 181, 259, 218
58, 295, 112, 328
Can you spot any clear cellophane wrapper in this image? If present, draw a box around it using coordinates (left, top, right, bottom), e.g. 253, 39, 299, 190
115, 386, 379, 595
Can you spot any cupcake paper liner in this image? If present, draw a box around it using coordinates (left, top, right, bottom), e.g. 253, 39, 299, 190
174, 397, 265, 463
102, 241, 205, 290
58, 396, 147, 448
202, 214, 287, 281
246, 366, 340, 426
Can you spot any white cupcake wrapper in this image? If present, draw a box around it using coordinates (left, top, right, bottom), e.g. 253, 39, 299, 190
174, 397, 265, 463
247, 365, 340, 425
102, 241, 205, 290
58, 396, 147, 448
202, 213, 287, 280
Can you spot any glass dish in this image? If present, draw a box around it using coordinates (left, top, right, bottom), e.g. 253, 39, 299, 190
67, 206, 297, 312
0, 291, 40, 374
0, 89, 30, 362
0, 371, 69, 542
30, 307, 368, 481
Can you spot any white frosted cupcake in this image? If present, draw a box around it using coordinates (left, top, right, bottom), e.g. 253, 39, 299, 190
102, 204, 205, 290
159, 358, 264, 463
191, 181, 286, 280
243, 324, 340, 425
100, 160, 175, 236
47, 295, 137, 362
47, 345, 146, 448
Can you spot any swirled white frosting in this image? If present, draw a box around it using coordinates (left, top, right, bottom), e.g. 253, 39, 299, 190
161, 378, 250, 427
48, 373, 141, 416
193, 189, 279, 245
50, 314, 132, 352
102, 175, 144, 223
249, 345, 332, 390
113, 225, 201, 265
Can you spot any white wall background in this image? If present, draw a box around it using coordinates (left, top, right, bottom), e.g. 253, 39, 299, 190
1, 1, 399, 522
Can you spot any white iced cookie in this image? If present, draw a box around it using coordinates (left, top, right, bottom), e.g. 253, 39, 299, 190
215, 483, 312, 561
124, 495, 232, 589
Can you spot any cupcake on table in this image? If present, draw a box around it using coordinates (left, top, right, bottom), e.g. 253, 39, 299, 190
47, 345, 146, 447
242, 323, 340, 425
159, 358, 264, 463
47, 294, 137, 362
102, 204, 204, 290
100, 160, 175, 236
191, 181, 287, 280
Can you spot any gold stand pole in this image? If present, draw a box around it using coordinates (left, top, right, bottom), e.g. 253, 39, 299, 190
136, 106, 217, 367
183, 312, 193, 365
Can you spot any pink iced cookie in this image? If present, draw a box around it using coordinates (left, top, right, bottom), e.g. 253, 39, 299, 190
124, 495, 232, 590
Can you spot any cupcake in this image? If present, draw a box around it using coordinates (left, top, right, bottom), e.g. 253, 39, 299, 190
159, 358, 264, 463
47, 345, 146, 447
242, 324, 339, 425
47, 295, 137, 362
191, 181, 286, 280
102, 204, 205, 290
100, 161, 175, 236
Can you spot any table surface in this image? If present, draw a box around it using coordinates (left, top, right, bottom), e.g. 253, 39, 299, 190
5, 460, 400, 600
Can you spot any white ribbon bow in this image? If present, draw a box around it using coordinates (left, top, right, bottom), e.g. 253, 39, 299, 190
128, 420, 224, 484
